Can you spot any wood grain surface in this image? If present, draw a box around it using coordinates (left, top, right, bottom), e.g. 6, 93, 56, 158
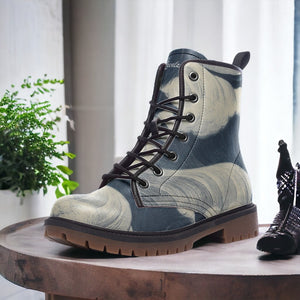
0, 218, 300, 300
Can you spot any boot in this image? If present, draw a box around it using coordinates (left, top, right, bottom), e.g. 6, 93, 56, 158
45, 48, 258, 256
257, 140, 300, 255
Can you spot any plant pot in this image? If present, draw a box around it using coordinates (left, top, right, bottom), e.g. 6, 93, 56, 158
0, 189, 56, 229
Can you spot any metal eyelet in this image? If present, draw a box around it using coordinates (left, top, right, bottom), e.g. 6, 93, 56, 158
186, 113, 195, 123
153, 167, 163, 176
189, 72, 199, 81
167, 151, 178, 161
190, 94, 198, 103
179, 134, 188, 142
138, 180, 149, 188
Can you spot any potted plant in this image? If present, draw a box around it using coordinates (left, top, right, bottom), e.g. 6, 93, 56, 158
0, 75, 78, 228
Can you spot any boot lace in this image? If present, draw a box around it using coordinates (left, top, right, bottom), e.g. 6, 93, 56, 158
101, 94, 196, 187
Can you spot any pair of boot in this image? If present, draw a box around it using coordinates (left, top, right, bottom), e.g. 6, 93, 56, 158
44, 48, 259, 256
257, 140, 300, 255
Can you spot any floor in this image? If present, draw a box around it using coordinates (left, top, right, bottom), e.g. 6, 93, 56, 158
0, 275, 44, 300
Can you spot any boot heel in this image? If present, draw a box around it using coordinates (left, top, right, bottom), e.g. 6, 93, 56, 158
216, 210, 258, 243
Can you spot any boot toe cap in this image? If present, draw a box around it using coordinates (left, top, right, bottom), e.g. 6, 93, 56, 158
50, 186, 133, 231
256, 232, 296, 255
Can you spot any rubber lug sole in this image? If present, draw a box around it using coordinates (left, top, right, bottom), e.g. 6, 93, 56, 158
44, 204, 258, 256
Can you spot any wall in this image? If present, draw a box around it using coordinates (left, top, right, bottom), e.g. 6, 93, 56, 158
64, 0, 115, 193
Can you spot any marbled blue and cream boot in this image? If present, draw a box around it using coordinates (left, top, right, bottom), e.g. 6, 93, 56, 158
45, 49, 258, 256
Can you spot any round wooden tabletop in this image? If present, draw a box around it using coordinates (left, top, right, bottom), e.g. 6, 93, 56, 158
0, 218, 300, 300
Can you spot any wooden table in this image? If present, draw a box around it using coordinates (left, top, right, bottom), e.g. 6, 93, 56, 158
0, 218, 300, 300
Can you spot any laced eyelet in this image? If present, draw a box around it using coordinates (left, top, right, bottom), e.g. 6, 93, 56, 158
190, 94, 198, 103
186, 113, 195, 122
167, 151, 177, 161
138, 180, 149, 188
153, 166, 163, 176
189, 72, 199, 81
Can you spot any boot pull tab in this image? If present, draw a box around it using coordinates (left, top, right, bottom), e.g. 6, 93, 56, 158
232, 51, 250, 69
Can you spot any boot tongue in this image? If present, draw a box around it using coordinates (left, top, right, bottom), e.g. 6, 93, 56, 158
158, 49, 207, 103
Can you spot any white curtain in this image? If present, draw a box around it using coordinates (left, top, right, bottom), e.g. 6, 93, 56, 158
0, 0, 65, 217
114, 0, 295, 224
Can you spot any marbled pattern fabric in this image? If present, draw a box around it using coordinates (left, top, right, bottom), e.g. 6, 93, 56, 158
52, 178, 200, 232
140, 162, 251, 218
51, 185, 133, 230
50, 49, 252, 232
137, 62, 251, 217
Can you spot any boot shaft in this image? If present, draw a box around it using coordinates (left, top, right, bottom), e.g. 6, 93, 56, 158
132, 52, 252, 217
141, 56, 247, 173
105, 51, 248, 183
176, 59, 244, 168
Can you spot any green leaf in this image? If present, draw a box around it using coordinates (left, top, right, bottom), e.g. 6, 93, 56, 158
56, 141, 69, 145
57, 165, 73, 175
30, 91, 39, 97
63, 185, 70, 195
62, 180, 79, 193
55, 187, 65, 198
64, 152, 76, 159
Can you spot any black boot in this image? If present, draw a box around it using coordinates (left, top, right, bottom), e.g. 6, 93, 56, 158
257, 140, 300, 255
